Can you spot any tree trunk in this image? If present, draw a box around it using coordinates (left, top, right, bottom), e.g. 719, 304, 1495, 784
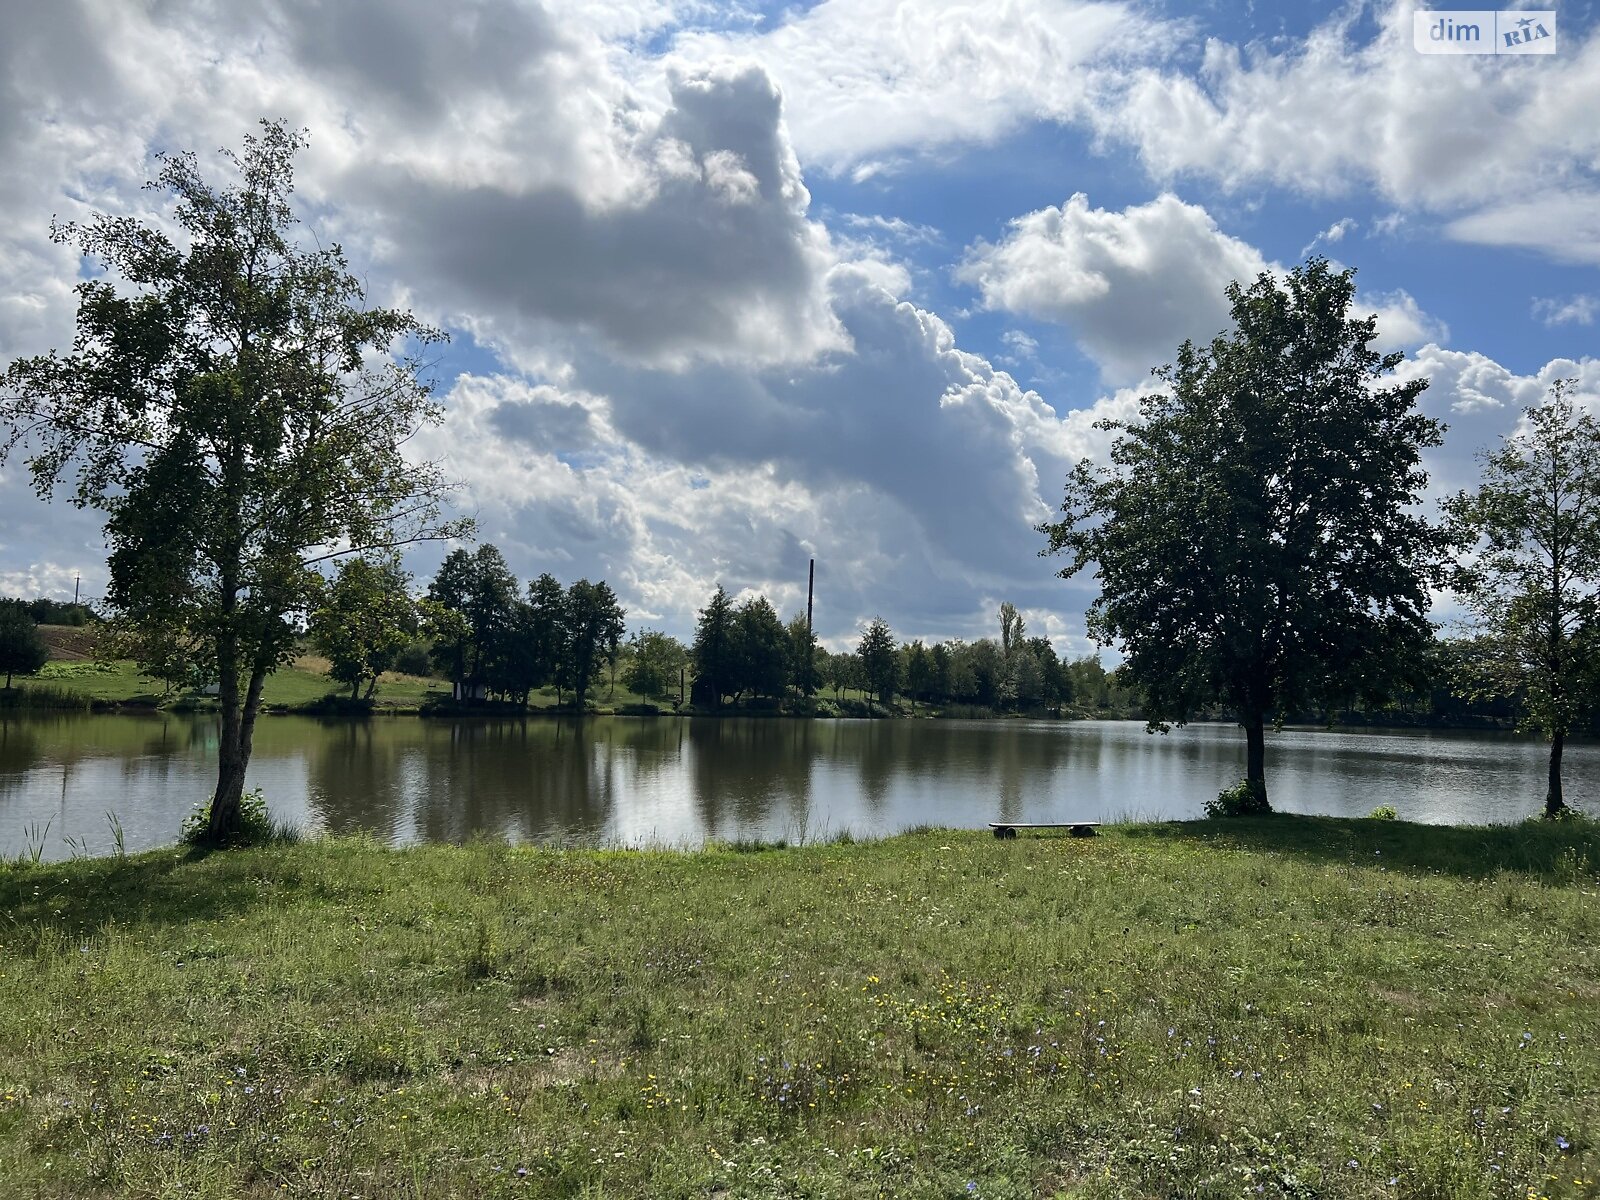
1546, 729, 1566, 817
208, 705, 247, 843
205, 661, 270, 844
1245, 713, 1271, 811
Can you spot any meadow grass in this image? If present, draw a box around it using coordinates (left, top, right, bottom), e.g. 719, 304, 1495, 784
24, 660, 452, 711
0, 818, 1595, 1198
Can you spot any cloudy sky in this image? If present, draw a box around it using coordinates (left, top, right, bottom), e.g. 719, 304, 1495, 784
1, 0, 1597, 651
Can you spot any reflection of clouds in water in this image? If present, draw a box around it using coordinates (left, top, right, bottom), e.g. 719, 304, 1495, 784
1, 715, 1588, 860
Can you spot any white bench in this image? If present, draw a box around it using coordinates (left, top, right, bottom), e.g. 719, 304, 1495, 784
988, 821, 1100, 839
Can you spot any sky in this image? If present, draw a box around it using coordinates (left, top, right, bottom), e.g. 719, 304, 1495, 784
0, 0, 1597, 653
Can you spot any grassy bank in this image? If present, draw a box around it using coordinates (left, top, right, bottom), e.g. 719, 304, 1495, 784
1, 819, 1596, 1198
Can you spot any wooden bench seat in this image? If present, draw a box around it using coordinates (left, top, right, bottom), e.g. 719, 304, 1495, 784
988, 821, 1100, 839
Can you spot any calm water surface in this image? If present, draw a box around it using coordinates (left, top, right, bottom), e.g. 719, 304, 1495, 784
0, 714, 1592, 861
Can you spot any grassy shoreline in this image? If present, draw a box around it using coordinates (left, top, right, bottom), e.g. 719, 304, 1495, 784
1, 818, 1596, 1198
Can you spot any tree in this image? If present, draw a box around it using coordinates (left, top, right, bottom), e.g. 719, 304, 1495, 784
624, 629, 688, 702
1444, 380, 1600, 817
0, 122, 464, 842
560, 579, 624, 710
500, 572, 567, 705
1041, 258, 1447, 810
0, 608, 50, 689
904, 639, 934, 713
822, 650, 854, 701
426, 545, 518, 696
691, 586, 738, 708
1067, 655, 1112, 710
786, 612, 819, 696
309, 555, 417, 699
1012, 643, 1044, 711
1028, 636, 1072, 714
857, 617, 899, 707
735, 595, 789, 700
964, 639, 1003, 708
929, 641, 953, 704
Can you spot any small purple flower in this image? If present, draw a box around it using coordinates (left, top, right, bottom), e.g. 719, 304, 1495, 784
516, 1166, 529, 1177
1556, 1136, 1571, 1152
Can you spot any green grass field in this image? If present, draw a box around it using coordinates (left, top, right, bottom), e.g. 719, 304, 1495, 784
1, 817, 1596, 1198
24, 659, 452, 710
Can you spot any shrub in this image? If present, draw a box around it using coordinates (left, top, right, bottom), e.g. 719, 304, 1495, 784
1205, 780, 1270, 818
179, 788, 297, 849
1369, 805, 1399, 820
393, 641, 432, 677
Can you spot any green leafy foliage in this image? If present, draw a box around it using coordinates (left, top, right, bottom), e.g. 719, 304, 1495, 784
309, 555, 417, 700
623, 629, 688, 702
856, 616, 899, 706
0, 121, 464, 843
1205, 780, 1271, 818
785, 612, 819, 697
559, 579, 625, 709
425, 546, 519, 691
1444, 380, 1600, 817
691, 586, 738, 708
177, 788, 287, 849
0, 606, 50, 688
733, 595, 789, 701
1041, 259, 1449, 807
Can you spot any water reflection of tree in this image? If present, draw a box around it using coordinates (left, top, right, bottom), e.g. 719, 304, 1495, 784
815, 720, 1085, 826
687, 718, 815, 839
410, 719, 620, 845
0, 719, 42, 777
304, 719, 409, 841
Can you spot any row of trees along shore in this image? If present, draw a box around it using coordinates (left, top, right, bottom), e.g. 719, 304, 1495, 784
297, 543, 1137, 718
1, 122, 1596, 842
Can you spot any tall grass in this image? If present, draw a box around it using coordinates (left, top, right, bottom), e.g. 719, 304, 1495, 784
0, 819, 1595, 1197
0, 683, 94, 711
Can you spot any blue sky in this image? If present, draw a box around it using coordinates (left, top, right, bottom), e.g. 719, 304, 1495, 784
0, 0, 1597, 651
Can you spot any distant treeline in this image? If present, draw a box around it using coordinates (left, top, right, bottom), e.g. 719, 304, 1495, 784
0, 597, 96, 626
0, 575, 1565, 729
402, 550, 1141, 717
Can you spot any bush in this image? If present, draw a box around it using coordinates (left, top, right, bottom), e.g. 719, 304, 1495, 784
1369, 805, 1399, 820
393, 641, 432, 677
179, 788, 297, 849
1205, 780, 1270, 818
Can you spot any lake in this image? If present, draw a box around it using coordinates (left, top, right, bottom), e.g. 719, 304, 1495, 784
0, 713, 1591, 861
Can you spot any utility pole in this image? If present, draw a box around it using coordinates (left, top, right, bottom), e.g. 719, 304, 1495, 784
805, 558, 816, 694
806, 558, 814, 639
73, 573, 80, 605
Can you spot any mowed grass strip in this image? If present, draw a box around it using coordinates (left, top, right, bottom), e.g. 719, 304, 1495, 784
0, 818, 1596, 1198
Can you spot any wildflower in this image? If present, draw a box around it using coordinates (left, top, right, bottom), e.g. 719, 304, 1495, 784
1557, 1137, 1571, 1152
